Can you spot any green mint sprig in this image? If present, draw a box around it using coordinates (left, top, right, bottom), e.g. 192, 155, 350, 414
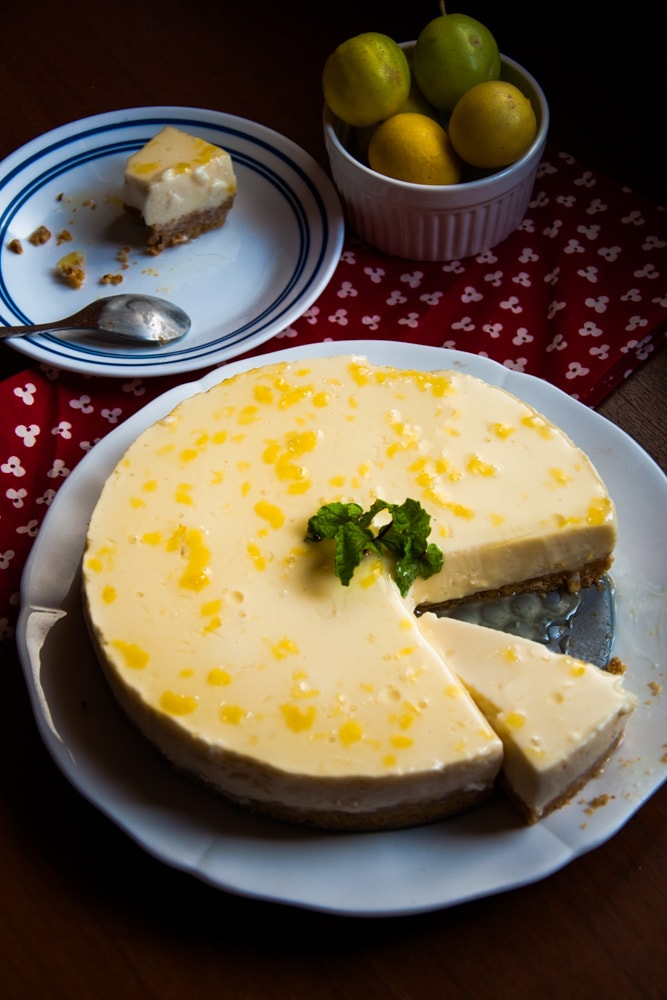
305, 498, 444, 597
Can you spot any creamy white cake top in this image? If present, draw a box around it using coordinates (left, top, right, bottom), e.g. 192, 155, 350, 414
82, 355, 624, 811
419, 615, 636, 819
123, 125, 237, 226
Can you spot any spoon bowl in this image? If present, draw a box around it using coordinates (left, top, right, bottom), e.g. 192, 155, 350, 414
0, 294, 191, 345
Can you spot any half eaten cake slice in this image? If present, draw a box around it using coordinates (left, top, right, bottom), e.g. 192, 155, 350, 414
123, 125, 237, 253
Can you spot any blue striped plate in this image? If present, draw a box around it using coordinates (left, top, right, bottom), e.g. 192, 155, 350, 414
0, 107, 344, 376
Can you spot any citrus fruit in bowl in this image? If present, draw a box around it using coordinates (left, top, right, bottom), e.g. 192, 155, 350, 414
368, 113, 462, 186
322, 47, 549, 262
322, 32, 411, 128
449, 80, 538, 169
413, 12, 501, 113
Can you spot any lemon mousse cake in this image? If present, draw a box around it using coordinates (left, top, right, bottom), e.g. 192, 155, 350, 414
123, 126, 237, 252
419, 615, 636, 822
82, 355, 633, 830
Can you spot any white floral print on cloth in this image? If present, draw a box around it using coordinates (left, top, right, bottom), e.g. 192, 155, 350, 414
1, 143, 665, 640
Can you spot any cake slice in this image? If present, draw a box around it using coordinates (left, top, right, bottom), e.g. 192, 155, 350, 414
123, 126, 236, 252
419, 614, 637, 822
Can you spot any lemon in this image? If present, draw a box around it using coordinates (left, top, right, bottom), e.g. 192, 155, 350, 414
368, 113, 462, 186
413, 13, 501, 113
448, 81, 537, 169
322, 33, 411, 128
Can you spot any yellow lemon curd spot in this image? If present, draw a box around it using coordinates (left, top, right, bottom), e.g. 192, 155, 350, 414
255, 500, 285, 529
400, 617, 414, 631
554, 513, 583, 528
359, 558, 383, 589
349, 361, 370, 387
102, 585, 116, 604
86, 545, 116, 573
521, 414, 552, 439
405, 369, 454, 397
212, 429, 227, 444
241, 481, 251, 498
142, 479, 158, 492
253, 384, 273, 404
444, 501, 475, 520
505, 711, 526, 729
220, 704, 245, 725
397, 711, 415, 730
270, 637, 299, 660
502, 646, 519, 662
329, 474, 345, 487
180, 447, 199, 463
549, 467, 571, 486
467, 455, 497, 477
570, 664, 587, 678
390, 733, 414, 749
207, 667, 232, 686
142, 531, 162, 545
490, 422, 515, 439
201, 598, 222, 616
111, 639, 149, 670
130, 497, 146, 509
178, 527, 211, 591
396, 646, 416, 659
247, 541, 267, 571
339, 720, 363, 746
238, 404, 259, 425
203, 615, 222, 633
383, 754, 397, 768
588, 496, 612, 525
179, 668, 195, 678
490, 512, 505, 526
175, 483, 193, 505
445, 684, 462, 698
160, 691, 198, 715
313, 391, 329, 408
281, 703, 316, 732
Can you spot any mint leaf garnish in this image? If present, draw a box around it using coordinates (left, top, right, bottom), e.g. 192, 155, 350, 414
305, 498, 443, 596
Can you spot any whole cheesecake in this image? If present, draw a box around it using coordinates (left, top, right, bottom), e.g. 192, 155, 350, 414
82, 355, 635, 829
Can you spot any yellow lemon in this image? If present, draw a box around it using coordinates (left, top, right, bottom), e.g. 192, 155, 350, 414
368, 113, 462, 186
448, 81, 538, 169
322, 33, 411, 128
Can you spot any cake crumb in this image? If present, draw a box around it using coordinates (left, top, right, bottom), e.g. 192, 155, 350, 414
648, 680, 661, 697
100, 273, 123, 286
56, 229, 73, 246
584, 793, 613, 815
117, 245, 132, 270
28, 225, 52, 246
7, 238, 23, 254
607, 656, 626, 676
56, 251, 86, 289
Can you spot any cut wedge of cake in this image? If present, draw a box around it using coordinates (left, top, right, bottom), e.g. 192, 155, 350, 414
419, 615, 636, 822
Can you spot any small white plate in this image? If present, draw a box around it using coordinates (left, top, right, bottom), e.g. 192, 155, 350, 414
0, 107, 344, 376
16, 343, 667, 916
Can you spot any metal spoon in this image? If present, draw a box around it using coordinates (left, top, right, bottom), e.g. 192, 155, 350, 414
0, 294, 191, 345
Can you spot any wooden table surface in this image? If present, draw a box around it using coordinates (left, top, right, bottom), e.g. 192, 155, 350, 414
1, 3, 665, 998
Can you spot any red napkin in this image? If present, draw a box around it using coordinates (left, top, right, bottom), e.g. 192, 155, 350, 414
1, 143, 666, 641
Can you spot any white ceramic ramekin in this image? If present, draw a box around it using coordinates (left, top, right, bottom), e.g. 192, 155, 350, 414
323, 49, 549, 261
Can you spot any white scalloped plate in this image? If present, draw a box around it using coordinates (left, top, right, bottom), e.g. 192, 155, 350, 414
16, 342, 667, 916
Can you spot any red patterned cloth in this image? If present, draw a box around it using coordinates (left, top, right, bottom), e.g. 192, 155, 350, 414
1, 144, 666, 640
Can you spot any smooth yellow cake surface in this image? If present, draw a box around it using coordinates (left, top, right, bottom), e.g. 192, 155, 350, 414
82, 355, 632, 829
